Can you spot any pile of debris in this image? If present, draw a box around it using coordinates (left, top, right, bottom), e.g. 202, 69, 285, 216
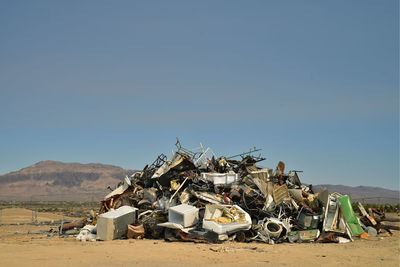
76, 140, 399, 243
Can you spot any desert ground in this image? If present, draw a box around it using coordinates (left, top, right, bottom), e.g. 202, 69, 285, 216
0, 208, 399, 267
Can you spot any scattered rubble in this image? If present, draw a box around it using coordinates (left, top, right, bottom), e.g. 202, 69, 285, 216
71, 139, 398, 244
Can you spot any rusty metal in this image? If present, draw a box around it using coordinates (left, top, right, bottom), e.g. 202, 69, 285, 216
273, 184, 290, 205
226, 147, 263, 160
61, 221, 85, 231
358, 203, 377, 225
277, 161, 285, 185
101, 188, 132, 211
317, 232, 337, 243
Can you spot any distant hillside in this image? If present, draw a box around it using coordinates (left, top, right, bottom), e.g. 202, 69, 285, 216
313, 184, 399, 205
0, 161, 398, 204
0, 161, 137, 201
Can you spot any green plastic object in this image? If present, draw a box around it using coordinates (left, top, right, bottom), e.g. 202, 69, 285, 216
338, 196, 364, 236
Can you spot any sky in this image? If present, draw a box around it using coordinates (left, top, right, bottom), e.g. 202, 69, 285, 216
0, 1, 398, 190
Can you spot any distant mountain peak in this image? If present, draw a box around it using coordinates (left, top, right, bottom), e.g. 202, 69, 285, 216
0, 161, 137, 201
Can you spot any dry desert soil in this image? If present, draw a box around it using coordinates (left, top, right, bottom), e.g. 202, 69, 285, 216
0, 208, 399, 267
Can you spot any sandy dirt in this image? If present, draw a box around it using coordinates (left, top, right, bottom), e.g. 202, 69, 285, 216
0, 208, 78, 224
0, 208, 399, 267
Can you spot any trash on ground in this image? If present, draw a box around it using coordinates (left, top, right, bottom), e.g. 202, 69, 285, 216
70, 139, 397, 244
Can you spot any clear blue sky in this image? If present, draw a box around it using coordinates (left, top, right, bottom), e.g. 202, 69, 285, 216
0, 1, 398, 189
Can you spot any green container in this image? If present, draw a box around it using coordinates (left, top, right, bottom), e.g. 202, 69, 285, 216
338, 196, 364, 236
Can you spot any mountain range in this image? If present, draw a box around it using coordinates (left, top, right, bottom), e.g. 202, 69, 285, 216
0, 161, 136, 201
0, 161, 398, 204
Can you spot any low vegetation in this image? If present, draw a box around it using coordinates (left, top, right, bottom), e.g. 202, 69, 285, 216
0, 201, 99, 217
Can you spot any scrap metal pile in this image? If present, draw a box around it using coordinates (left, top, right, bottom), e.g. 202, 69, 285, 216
78, 140, 396, 243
